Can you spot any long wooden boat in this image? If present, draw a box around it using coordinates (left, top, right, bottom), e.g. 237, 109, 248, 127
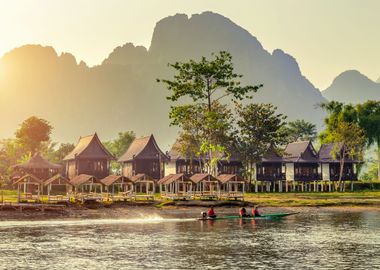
198, 212, 297, 221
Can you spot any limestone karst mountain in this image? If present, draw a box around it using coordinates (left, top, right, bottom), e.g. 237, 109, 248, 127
0, 12, 327, 148
322, 70, 380, 104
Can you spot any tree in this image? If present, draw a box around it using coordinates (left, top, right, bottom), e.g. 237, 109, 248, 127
321, 121, 366, 190
235, 102, 287, 184
159, 51, 262, 175
15, 116, 52, 154
48, 143, 75, 164
357, 101, 380, 180
104, 131, 136, 173
280, 119, 317, 142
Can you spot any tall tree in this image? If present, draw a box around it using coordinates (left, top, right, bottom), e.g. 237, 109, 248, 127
321, 121, 366, 189
15, 116, 52, 154
280, 119, 317, 142
159, 51, 262, 175
235, 102, 287, 184
357, 101, 380, 180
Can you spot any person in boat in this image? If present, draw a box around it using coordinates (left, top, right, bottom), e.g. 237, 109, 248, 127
251, 206, 261, 217
239, 207, 249, 218
207, 206, 216, 218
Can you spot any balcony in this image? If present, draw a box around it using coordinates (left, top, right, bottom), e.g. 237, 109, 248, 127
294, 173, 322, 181
329, 173, 358, 181
256, 173, 285, 181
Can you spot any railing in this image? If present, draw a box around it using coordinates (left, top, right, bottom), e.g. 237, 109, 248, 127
256, 173, 285, 181
329, 173, 358, 181
294, 173, 322, 181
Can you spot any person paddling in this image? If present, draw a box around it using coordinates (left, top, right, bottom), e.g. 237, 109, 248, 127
252, 206, 261, 217
207, 206, 216, 218
239, 207, 249, 218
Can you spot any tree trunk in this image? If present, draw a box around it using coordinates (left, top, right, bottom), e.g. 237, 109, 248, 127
377, 144, 380, 181
338, 153, 345, 192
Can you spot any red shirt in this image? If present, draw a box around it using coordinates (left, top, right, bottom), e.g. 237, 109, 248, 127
240, 209, 246, 216
252, 209, 260, 217
207, 209, 215, 216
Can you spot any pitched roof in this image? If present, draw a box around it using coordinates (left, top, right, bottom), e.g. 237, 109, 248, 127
158, 173, 191, 185
118, 134, 168, 162
100, 175, 131, 186
69, 174, 98, 187
64, 133, 114, 161
43, 174, 71, 186
217, 174, 245, 184
13, 174, 43, 185
13, 153, 62, 170
190, 173, 219, 183
261, 148, 283, 163
283, 140, 318, 163
318, 142, 359, 163
130, 173, 154, 182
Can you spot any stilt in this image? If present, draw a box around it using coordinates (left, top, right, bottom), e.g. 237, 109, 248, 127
255, 181, 258, 193
285, 181, 288, 192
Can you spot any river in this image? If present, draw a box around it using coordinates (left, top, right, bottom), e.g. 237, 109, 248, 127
0, 207, 379, 269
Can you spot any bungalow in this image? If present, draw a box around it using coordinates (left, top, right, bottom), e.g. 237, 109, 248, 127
283, 141, 320, 181
118, 135, 168, 180
318, 142, 359, 181
63, 133, 114, 180
255, 149, 285, 181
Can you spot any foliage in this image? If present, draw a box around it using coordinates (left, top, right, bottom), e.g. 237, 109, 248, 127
235, 102, 287, 181
159, 51, 261, 175
15, 116, 53, 154
280, 119, 317, 142
104, 131, 136, 173
47, 143, 75, 164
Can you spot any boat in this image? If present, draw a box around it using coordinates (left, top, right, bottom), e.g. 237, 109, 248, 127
197, 212, 297, 221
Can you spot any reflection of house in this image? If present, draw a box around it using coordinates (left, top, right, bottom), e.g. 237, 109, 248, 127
318, 143, 359, 181
283, 141, 320, 181
118, 135, 168, 180
63, 133, 114, 180
256, 149, 285, 181
12, 153, 62, 181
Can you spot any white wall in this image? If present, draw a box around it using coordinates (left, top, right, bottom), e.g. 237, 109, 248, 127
165, 161, 176, 176
285, 163, 294, 181
322, 163, 330, 181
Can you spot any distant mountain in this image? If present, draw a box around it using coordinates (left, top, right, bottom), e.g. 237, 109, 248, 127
0, 12, 327, 149
377, 76, 380, 83
322, 70, 380, 103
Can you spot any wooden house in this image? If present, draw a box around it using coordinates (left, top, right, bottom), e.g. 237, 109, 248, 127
318, 142, 359, 181
12, 152, 62, 181
165, 141, 203, 176
69, 174, 102, 193
158, 173, 194, 200
100, 175, 133, 194
255, 149, 285, 181
218, 153, 244, 175
13, 174, 44, 202
190, 173, 221, 199
283, 141, 320, 181
63, 133, 114, 180
43, 174, 71, 195
118, 135, 168, 180
217, 174, 246, 200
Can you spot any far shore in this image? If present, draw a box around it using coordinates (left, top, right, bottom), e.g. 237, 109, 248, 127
0, 191, 380, 221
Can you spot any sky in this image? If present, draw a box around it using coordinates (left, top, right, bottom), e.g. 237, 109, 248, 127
0, 0, 379, 89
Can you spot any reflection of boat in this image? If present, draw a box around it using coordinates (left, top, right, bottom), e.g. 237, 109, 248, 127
198, 213, 298, 221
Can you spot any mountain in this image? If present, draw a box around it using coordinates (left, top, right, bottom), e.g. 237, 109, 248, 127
322, 70, 380, 103
0, 12, 327, 149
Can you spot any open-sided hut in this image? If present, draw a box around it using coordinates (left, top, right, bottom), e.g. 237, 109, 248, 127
100, 175, 133, 194
318, 142, 360, 181
283, 141, 320, 181
158, 173, 194, 199
118, 135, 168, 180
130, 173, 155, 199
69, 174, 101, 193
13, 174, 43, 202
12, 153, 62, 181
165, 141, 203, 176
217, 174, 246, 200
190, 173, 221, 199
63, 133, 114, 180
43, 174, 71, 195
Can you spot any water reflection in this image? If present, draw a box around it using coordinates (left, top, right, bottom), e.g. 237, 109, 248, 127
0, 210, 378, 269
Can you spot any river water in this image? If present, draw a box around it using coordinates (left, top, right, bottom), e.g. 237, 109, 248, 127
0, 208, 379, 269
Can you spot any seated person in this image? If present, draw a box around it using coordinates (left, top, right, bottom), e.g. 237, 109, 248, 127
252, 206, 261, 217
207, 206, 216, 218
239, 207, 249, 217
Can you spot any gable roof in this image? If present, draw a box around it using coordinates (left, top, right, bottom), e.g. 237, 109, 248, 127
63, 133, 114, 161
13, 174, 43, 185
118, 134, 168, 162
13, 153, 62, 170
261, 148, 283, 163
130, 173, 154, 183
43, 174, 71, 186
69, 174, 98, 187
190, 173, 219, 183
100, 175, 131, 186
217, 174, 245, 184
318, 142, 359, 163
283, 140, 318, 163
158, 173, 192, 185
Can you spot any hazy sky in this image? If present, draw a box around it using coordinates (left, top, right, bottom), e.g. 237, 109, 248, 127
0, 0, 379, 89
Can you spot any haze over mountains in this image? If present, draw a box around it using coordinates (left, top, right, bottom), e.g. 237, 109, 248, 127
0, 12, 377, 148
